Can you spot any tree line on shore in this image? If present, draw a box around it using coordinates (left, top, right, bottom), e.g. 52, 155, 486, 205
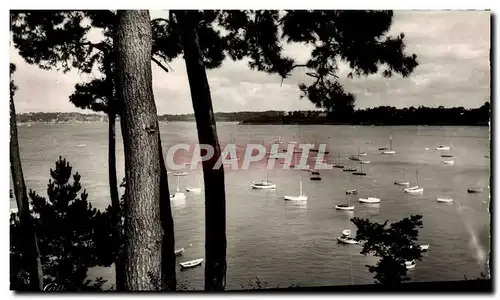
9, 10, 487, 292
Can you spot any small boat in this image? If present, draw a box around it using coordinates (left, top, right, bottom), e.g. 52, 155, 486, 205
252, 172, 276, 189
405, 260, 416, 269
441, 154, 453, 158
343, 163, 357, 172
436, 145, 451, 151
359, 197, 380, 204
77, 144, 86, 147
173, 172, 188, 176
345, 189, 358, 195
332, 149, 344, 168
352, 162, 366, 176
358, 152, 367, 156
484, 155, 490, 158
180, 258, 203, 269
419, 244, 430, 252
284, 180, 307, 201
404, 170, 424, 194
342, 229, 351, 236
378, 147, 388, 151
310, 171, 320, 175
186, 187, 201, 193
381, 136, 396, 154
337, 235, 359, 244
175, 248, 184, 256
425, 147, 430, 151
437, 197, 453, 203
335, 204, 354, 211
171, 176, 186, 201
349, 156, 361, 161
443, 160, 454, 165
394, 168, 410, 186
467, 188, 483, 193
186, 177, 202, 193
360, 160, 371, 164
394, 180, 410, 186
251, 181, 276, 189
310, 176, 321, 181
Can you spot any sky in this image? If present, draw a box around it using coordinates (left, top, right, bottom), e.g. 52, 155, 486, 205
9, 10, 491, 114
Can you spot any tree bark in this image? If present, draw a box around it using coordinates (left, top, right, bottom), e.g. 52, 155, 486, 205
107, 110, 126, 291
158, 138, 176, 290
175, 11, 227, 291
10, 65, 44, 291
116, 10, 163, 291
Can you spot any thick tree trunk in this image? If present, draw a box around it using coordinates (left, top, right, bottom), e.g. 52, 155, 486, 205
10, 88, 44, 291
116, 10, 164, 291
158, 138, 176, 290
175, 11, 227, 291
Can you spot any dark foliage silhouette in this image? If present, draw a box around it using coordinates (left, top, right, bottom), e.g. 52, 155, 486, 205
351, 214, 424, 284
10, 157, 114, 291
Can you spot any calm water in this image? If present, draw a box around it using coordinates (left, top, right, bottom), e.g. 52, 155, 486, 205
12, 123, 491, 290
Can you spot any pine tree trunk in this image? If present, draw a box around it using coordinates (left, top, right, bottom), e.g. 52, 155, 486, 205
175, 11, 227, 291
9, 79, 44, 291
158, 138, 176, 290
116, 10, 164, 291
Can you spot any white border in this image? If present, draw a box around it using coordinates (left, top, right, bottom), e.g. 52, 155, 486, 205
2, 1, 498, 299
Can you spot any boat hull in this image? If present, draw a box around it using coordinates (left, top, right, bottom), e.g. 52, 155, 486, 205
352, 172, 367, 176
437, 197, 453, 203
335, 205, 354, 210
394, 181, 410, 186
170, 193, 186, 201
180, 258, 204, 269
186, 187, 201, 193
359, 197, 380, 203
284, 196, 307, 201
404, 188, 424, 194
382, 151, 396, 155
251, 184, 276, 189
337, 236, 359, 244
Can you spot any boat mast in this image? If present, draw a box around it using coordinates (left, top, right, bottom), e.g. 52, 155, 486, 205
299, 180, 303, 196
416, 169, 419, 186
390, 136, 393, 151
177, 175, 180, 192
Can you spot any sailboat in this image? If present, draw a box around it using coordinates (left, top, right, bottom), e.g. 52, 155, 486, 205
381, 136, 396, 155
284, 180, 307, 201
186, 176, 202, 193
394, 168, 410, 186
343, 162, 357, 172
352, 161, 367, 176
437, 197, 453, 203
359, 180, 381, 203
443, 160, 455, 165
436, 145, 451, 151
251, 171, 277, 189
170, 175, 186, 201
332, 149, 344, 169
404, 169, 424, 194
336, 192, 354, 210
274, 136, 283, 144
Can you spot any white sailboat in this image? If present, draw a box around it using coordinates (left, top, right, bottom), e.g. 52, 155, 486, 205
173, 172, 188, 176
382, 136, 396, 155
336, 192, 354, 210
436, 145, 451, 151
174, 248, 185, 256
186, 176, 202, 193
170, 175, 186, 201
284, 180, 307, 201
437, 197, 453, 203
404, 169, 424, 194
359, 180, 381, 203
394, 168, 410, 186
443, 160, 455, 165
332, 149, 344, 169
251, 171, 277, 189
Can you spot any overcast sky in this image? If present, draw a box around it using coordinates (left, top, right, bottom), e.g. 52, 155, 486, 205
10, 10, 490, 114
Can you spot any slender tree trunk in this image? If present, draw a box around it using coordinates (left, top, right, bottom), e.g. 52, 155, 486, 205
107, 110, 126, 291
158, 138, 176, 290
9, 76, 44, 290
175, 11, 227, 291
116, 10, 163, 291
